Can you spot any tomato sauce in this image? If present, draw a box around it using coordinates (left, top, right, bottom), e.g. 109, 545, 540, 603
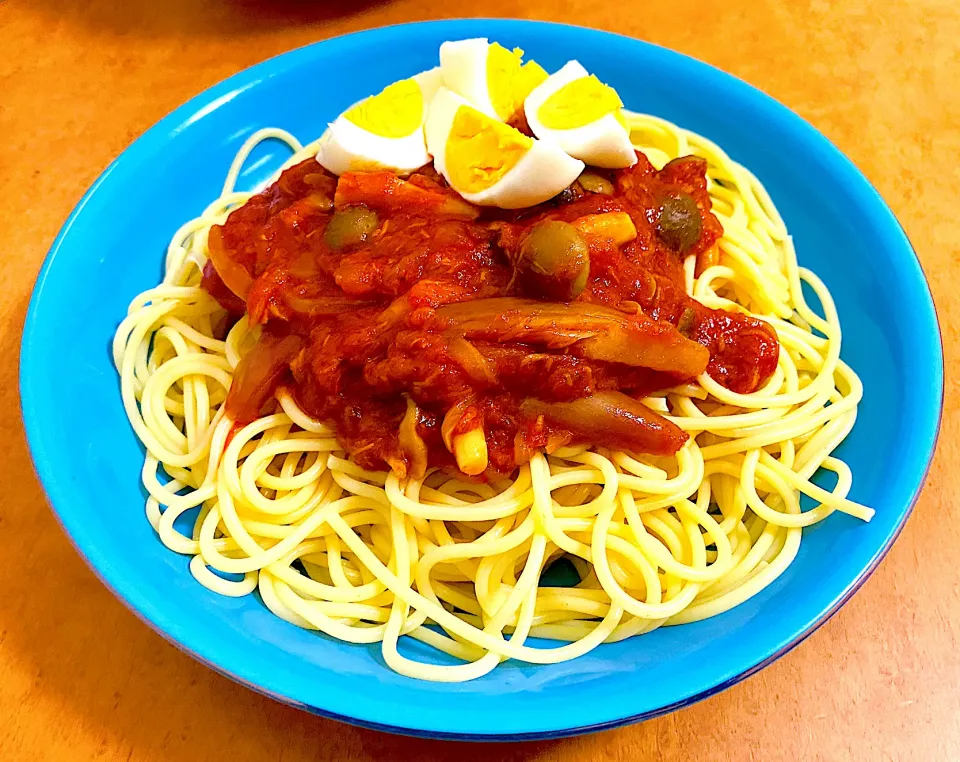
204, 152, 778, 478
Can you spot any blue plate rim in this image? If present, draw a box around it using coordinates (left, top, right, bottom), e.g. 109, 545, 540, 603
19, 18, 944, 740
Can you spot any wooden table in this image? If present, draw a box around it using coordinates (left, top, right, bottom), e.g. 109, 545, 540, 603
2, 1, 957, 759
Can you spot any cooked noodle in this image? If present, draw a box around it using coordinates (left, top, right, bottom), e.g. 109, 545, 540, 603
112, 115, 871, 682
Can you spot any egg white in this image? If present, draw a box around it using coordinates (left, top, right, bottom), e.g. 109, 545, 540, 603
426, 88, 584, 209
439, 38, 502, 119
316, 69, 442, 176
413, 66, 445, 103
524, 60, 637, 169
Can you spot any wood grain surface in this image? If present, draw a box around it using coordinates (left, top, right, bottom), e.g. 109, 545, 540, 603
1, 1, 957, 760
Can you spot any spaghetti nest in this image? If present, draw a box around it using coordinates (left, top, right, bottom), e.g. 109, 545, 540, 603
113, 115, 871, 682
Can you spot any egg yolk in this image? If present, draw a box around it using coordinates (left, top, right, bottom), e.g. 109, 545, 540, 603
487, 44, 548, 121
344, 78, 424, 138
446, 106, 533, 193
537, 75, 624, 130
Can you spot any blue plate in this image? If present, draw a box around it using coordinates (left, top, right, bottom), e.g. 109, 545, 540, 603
20, 20, 942, 739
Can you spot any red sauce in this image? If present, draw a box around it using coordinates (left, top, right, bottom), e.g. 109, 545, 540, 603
204, 153, 779, 477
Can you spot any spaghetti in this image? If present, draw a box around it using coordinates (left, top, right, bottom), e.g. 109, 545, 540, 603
112, 114, 871, 682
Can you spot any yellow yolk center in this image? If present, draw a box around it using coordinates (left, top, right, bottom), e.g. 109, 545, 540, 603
344, 78, 424, 138
445, 106, 533, 193
538, 75, 624, 130
486, 44, 548, 121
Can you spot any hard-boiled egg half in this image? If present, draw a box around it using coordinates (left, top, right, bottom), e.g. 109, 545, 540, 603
316, 68, 443, 176
425, 88, 584, 209
439, 38, 547, 123
524, 61, 637, 169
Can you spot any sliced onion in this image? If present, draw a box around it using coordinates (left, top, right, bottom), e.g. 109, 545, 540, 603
446, 337, 496, 385
397, 396, 429, 481
224, 332, 302, 423
433, 298, 709, 378
521, 391, 688, 456
206, 225, 254, 300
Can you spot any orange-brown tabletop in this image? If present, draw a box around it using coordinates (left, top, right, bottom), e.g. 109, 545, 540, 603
2, 2, 957, 760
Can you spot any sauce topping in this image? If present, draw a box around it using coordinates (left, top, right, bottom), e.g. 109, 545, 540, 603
204, 152, 779, 477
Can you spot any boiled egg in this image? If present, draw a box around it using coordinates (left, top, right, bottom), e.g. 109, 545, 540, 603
316, 68, 444, 176
425, 88, 584, 209
439, 38, 548, 123
524, 61, 637, 169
